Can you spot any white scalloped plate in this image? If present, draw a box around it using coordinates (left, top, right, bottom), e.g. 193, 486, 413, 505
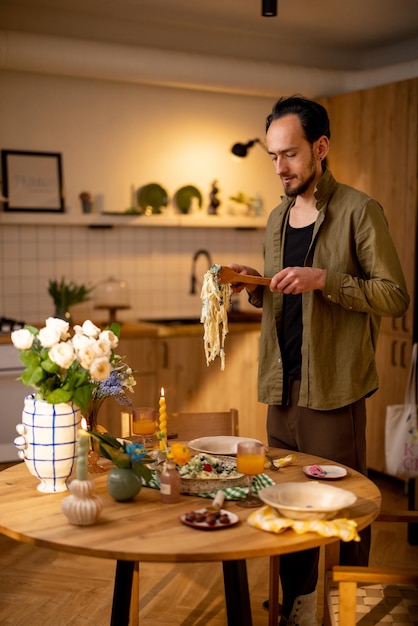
188, 436, 264, 456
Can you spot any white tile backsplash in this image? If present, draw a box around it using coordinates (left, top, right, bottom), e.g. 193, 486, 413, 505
0, 223, 265, 325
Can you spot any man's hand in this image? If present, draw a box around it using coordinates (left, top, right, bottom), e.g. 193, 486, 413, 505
270, 267, 326, 294
227, 263, 261, 293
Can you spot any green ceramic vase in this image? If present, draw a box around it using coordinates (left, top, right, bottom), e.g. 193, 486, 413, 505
107, 467, 142, 502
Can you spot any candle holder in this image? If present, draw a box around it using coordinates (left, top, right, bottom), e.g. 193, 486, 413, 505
61, 479, 103, 526
87, 446, 106, 474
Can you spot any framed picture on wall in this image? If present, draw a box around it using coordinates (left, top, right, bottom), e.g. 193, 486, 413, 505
1, 150, 65, 212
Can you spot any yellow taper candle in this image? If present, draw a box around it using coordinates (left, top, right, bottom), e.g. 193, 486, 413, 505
159, 387, 167, 451
77, 417, 90, 481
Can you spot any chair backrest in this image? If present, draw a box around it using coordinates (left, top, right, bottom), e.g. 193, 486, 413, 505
326, 509, 418, 626
167, 409, 238, 441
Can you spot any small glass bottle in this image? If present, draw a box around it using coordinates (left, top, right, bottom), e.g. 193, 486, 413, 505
160, 461, 181, 503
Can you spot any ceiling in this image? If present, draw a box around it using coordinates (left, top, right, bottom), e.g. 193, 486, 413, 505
1, 0, 418, 71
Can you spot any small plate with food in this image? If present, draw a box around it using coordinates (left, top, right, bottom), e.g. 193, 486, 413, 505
302, 465, 347, 480
180, 508, 239, 530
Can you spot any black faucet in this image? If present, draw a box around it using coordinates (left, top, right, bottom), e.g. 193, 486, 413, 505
190, 249, 213, 295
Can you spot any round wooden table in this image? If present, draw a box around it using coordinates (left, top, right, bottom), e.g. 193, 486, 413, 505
0, 449, 381, 626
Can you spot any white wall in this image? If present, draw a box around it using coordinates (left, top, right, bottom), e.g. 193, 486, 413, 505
0, 222, 265, 323
0, 70, 279, 213
0, 70, 277, 323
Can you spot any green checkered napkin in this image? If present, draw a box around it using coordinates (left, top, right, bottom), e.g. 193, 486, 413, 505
142, 471, 274, 500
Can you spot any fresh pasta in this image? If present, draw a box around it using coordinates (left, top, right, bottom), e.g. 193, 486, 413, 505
200, 264, 232, 370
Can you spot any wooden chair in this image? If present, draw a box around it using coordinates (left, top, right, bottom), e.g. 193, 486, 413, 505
326, 509, 418, 626
129, 408, 239, 626
167, 408, 239, 441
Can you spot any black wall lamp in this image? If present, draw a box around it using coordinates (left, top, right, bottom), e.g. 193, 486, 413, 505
262, 0, 277, 17
231, 138, 268, 158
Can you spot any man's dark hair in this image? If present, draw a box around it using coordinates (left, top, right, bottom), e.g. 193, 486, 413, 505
266, 95, 331, 143
266, 95, 330, 170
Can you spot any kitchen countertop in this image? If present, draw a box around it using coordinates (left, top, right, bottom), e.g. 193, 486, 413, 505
0, 313, 262, 344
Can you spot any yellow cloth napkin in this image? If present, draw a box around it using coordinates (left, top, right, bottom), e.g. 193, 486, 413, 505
247, 505, 360, 542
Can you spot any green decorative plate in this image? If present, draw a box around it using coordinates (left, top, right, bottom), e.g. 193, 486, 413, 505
137, 183, 168, 214
174, 185, 202, 214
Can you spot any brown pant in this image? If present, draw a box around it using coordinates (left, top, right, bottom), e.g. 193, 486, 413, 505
267, 379, 371, 616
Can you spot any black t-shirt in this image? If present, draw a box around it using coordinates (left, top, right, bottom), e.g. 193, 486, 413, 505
279, 221, 315, 377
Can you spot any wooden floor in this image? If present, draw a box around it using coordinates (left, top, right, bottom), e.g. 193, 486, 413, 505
0, 464, 416, 626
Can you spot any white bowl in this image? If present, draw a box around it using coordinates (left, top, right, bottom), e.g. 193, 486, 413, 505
258, 481, 357, 520
188, 436, 264, 456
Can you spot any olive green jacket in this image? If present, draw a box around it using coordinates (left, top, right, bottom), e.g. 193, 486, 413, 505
249, 169, 410, 410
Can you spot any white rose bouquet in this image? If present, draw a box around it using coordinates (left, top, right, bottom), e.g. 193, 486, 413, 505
11, 317, 134, 412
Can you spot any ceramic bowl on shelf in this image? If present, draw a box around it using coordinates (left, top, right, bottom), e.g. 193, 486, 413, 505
258, 481, 357, 520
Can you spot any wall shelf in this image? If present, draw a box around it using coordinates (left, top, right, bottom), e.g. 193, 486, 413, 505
0, 211, 266, 229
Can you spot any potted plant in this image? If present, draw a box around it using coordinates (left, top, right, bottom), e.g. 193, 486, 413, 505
89, 431, 154, 501
79, 191, 93, 213
48, 277, 95, 322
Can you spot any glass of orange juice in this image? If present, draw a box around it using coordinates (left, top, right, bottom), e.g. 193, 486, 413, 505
131, 407, 157, 447
236, 441, 265, 508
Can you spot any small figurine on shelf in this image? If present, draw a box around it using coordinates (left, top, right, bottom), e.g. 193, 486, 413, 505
79, 191, 93, 214
208, 180, 220, 215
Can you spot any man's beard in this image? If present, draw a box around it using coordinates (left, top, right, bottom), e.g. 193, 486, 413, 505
283, 152, 317, 197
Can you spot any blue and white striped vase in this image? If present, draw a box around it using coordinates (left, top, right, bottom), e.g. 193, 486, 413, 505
14, 394, 81, 493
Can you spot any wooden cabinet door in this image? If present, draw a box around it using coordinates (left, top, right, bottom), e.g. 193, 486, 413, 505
366, 332, 413, 472
321, 78, 417, 473
118, 337, 159, 407
321, 79, 417, 335
98, 337, 159, 436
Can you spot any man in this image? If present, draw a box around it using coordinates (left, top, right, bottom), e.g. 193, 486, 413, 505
230, 95, 409, 625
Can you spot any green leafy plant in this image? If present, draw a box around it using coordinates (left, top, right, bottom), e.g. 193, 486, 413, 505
229, 191, 255, 205
90, 431, 153, 482
48, 277, 95, 311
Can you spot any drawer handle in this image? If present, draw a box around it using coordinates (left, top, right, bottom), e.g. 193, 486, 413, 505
400, 341, 407, 368
161, 341, 169, 369
391, 340, 398, 366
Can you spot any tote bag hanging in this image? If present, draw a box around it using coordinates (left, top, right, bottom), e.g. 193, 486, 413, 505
385, 343, 418, 479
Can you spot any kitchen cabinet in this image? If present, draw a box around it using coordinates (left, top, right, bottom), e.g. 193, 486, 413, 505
98, 336, 159, 436
321, 78, 417, 473
157, 330, 268, 445
94, 323, 268, 443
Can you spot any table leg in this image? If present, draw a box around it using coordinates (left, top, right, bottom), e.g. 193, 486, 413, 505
111, 560, 135, 626
323, 542, 340, 626
130, 562, 140, 626
222, 560, 252, 626
269, 556, 280, 626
